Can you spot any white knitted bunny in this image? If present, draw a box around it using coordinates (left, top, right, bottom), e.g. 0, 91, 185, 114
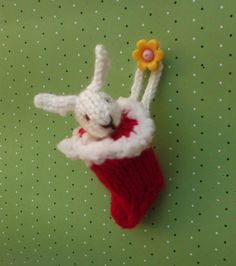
34, 42, 165, 229
34, 44, 163, 162
34, 45, 121, 139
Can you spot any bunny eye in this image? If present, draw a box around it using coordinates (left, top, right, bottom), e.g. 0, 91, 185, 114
85, 114, 90, 121
105, 97, 111, 103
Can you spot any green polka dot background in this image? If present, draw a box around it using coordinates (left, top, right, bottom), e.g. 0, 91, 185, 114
0, 0, 235, 266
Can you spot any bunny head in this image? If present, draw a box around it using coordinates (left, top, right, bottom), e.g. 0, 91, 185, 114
34, 45, 122, 139
74, 88, 121, 139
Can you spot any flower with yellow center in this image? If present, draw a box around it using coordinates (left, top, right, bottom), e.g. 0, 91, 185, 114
132, 39, 164, 71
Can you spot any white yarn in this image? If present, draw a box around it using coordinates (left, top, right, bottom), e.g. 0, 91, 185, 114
142, 62, 163, 110
75, 90, 121, 139
57, 97, 155, 165
34, 45, 121, 139
130, 68, 144, 101
130, 62, 163, 111
86, 44, 110, 92
34, 93, 77, 116
34, 44, 164, 160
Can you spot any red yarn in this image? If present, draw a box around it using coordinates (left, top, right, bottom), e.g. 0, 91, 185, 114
90, 111, 165, 229
77, 128, 86, 137
91, 148, 164, 228
111, 112, 138, 140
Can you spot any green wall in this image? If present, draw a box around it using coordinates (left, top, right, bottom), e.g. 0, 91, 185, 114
0, 0, 235, 265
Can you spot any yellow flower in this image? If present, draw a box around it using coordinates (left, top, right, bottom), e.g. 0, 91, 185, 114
132, 39, 164, 71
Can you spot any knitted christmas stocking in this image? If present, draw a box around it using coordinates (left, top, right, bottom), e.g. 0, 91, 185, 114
34, 40, 165, 229
90, 110, 164, 228
91, 148, 164, 228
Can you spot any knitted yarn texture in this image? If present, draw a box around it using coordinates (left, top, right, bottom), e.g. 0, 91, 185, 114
34, 42, 165, 229
91, 111, 164, 228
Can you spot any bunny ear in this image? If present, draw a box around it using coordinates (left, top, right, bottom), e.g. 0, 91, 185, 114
141, 62, 164, 111
34, 93, 77, 116
87, 44, 111, 92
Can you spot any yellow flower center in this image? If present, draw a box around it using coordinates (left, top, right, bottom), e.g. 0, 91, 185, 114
141, 49, 154, 62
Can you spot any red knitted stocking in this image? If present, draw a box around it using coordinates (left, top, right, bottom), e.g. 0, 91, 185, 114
91, 148, 164, 228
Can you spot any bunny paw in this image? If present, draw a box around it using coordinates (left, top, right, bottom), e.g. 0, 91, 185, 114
57, 137, 80, 160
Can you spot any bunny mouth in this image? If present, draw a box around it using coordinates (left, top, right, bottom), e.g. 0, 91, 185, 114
101, 116, 116, 130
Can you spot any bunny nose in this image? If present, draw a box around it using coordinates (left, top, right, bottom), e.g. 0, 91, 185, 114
101, 116, 116, 130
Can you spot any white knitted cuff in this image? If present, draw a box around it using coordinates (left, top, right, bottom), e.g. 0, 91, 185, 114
57, 98, 155, 165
